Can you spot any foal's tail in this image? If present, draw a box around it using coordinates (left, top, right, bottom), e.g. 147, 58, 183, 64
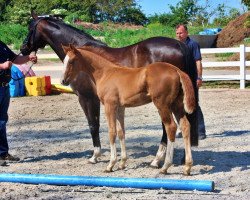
177, 70, 196, 114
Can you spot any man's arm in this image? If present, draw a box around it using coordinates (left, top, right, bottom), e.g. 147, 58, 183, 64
13, 54, 37, 65
196, 59, 203, 88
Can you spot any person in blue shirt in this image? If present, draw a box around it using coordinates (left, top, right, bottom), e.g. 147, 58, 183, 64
0, 40, 37, 166
175, 24, 206, 140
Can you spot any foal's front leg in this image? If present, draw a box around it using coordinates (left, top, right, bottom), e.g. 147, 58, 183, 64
116, 107, 127, 169
104, 104, 118, 172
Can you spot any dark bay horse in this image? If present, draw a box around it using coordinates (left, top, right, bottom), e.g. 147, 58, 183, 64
62, 45, 195, 175
21, 12, 198, 166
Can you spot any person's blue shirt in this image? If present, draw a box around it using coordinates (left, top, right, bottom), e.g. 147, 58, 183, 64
185, 37, 202, 61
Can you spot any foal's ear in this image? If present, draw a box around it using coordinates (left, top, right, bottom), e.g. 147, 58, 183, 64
62, 44, 71, 53
69, 44, 79, 54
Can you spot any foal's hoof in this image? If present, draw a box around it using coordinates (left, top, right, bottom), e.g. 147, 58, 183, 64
183, 171, 191, 176
159, 169, 168, 174
104, 169, 113, 173
118, 165, 126, 170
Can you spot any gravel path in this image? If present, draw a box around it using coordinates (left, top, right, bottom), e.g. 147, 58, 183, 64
0, 89, 249, 199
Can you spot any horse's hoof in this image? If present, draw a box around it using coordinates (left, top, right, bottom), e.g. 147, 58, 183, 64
149, 164, 159, 169
88, 157, 97, 164
150, 160, 160, 169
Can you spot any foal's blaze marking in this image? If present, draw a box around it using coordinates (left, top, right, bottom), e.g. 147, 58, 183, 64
62, 45, 195, 175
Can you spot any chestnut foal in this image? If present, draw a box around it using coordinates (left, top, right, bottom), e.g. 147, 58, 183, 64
62, 45, 195, 175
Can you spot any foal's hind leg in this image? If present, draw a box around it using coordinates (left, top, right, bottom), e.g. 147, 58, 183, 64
179, 115, 193, 175
173, 108, 193, 175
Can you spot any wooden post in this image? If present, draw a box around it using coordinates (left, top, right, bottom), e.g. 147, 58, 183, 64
240, 44, 246, 89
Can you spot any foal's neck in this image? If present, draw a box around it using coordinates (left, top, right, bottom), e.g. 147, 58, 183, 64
80, 50, 119, 80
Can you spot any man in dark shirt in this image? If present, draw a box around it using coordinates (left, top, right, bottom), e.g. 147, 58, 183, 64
175, 24, 206, 140
0, 40, 37, 166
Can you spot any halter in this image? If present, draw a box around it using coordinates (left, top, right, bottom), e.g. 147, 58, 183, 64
10, 18, 46, 81
22, 17, 46, 53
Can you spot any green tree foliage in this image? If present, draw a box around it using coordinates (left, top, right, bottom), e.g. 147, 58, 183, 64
242, 0, 250, 9
213, 5, 241, 26
149, 0, 201, 27
0, 0, 147, 25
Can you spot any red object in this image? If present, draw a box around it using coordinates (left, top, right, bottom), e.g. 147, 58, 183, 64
44, 76, 51, 95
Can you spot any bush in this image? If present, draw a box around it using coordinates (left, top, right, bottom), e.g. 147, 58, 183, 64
0, 23, 28, 49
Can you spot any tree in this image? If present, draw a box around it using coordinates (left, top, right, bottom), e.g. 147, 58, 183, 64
242, 0, 250, 10
169, 0, 199, 25
1, 0, 147, 25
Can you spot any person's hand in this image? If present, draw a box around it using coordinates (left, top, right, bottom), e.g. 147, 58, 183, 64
197, 79, 202, 88
1, 61, 12, 70
28, 54, 37, 64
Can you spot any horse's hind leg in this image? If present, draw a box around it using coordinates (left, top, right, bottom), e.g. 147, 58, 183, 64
116, 107, 127, 170
153, 102, 177, 174
150, 122, 168, 168
150, 139, 167, 168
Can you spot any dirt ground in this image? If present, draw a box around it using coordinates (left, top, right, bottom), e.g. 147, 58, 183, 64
0, 89, 249, 200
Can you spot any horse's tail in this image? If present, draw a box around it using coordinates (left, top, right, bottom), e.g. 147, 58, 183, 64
177, 70, 196, 114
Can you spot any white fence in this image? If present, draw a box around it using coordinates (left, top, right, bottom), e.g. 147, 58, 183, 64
201, 44, 250, 89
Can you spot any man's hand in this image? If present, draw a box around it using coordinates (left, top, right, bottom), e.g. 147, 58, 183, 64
28, 54, 37, 64
0, 61, 12, 70
197, 78, 202, 88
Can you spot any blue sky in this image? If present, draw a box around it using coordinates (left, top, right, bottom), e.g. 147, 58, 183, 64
137, 0, 247, 16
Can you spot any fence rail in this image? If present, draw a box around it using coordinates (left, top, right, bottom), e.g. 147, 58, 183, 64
201, 44, 250, 89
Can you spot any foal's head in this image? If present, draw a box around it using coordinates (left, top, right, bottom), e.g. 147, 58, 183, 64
61, 44, 83, 86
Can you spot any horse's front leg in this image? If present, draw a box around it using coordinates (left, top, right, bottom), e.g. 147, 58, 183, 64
116, 107, 127, 170
78, 93, 101, 164
104, 104, 118, 172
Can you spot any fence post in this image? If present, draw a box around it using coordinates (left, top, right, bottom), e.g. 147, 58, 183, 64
240, 44, 246, 89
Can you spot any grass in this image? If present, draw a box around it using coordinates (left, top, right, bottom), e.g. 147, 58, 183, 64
201, 80, 250, 89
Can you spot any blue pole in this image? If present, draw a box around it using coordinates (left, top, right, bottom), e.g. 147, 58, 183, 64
0, 173, 214, 192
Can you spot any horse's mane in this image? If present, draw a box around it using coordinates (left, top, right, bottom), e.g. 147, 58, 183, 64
78, 45, 123, 67
34, 17, 106, 47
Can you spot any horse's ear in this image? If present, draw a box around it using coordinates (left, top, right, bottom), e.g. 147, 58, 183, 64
31, 10, 38, 19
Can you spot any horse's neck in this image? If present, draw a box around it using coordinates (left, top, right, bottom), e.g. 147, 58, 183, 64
42, 24, 97, 61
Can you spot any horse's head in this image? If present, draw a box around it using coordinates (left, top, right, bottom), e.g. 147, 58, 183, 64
61, 44, 81, 86
20, 11, 48, 55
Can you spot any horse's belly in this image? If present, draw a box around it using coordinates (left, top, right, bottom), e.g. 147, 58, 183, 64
121, 93, 151, 107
